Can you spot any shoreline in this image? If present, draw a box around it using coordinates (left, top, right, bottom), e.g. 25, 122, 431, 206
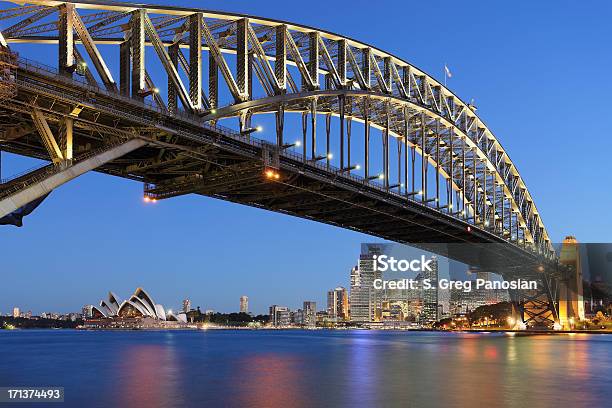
2, 327, 611, 335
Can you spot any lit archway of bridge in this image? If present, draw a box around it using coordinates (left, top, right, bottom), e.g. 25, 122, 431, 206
0, 0, 553, 258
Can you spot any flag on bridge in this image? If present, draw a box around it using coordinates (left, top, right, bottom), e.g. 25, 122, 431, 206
444, 64, 452, 78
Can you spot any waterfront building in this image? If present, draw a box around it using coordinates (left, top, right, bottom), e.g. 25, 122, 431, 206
269, 305, 290, 326
82, 305, 93, 319
351, 246, 383, 322
316, 311, 335, 327
292, 309, 303, 325
327, 287, 349, 321
240, 296, 249, 313
12, 307, 19, 318
85, 287, 188, 328
182, 299, 192, 313
303, 301, 316, 326
421, 256, 439, 324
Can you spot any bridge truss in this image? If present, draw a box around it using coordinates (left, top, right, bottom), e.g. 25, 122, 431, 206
0, 1, 560, 327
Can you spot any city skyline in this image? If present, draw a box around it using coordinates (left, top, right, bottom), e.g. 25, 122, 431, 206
2, 0, 612, 315
0, 2, 610, 407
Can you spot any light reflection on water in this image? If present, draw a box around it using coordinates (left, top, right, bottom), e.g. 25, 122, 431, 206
0, 330, 610, 408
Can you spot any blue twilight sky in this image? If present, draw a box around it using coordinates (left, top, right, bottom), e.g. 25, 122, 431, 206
1, 0, 611, 315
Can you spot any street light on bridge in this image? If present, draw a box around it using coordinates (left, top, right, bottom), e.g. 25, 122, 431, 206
241, 126, 262, 135
338, 164, 360, 173
282, 140, 301, 150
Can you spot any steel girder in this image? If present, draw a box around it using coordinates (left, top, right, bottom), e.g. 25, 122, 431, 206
0, 0, 552, 258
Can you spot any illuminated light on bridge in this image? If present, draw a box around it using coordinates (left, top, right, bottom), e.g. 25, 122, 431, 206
265, 169, 280, 180
0, 0, 572, 329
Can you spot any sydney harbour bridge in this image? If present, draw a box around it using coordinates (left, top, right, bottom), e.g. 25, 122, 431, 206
0, 1, 581, 329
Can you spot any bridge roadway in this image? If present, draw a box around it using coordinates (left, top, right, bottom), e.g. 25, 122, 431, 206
0, 59, 548, 270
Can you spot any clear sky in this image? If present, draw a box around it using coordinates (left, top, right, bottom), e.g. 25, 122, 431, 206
1, 0, 611, 315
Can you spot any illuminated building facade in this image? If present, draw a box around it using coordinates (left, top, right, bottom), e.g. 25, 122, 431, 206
182, 299, 192, 313
240, 296, 249, 313
269, 305, 290, 326
303, 301, 316, 326
327, 287, 349, 321
351, 246, 383, 323
85, 288, 188, 328
421, 257, 439, 324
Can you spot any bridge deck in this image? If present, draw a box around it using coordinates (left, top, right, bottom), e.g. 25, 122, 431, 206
0, 59, 549, 272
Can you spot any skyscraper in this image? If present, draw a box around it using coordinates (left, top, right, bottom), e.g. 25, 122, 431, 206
327, 287, 349, 321
240, 295, 249, 313
182, 299, 192, 313
421, 256, 439, 324
303, 301, 316, 326
350, 246, 383, 322
12, 307, 19, 318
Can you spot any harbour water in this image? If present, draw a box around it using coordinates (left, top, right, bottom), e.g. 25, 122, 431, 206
0, 330, 610, 407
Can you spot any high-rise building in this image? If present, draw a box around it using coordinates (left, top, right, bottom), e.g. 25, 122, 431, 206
240, 296, 249, 313
421, 256, 439, 324
303, 301, 316, 326
182, 299, 192, 313
292, 309, 304, 325
82, 305, 93, 319
269, 305, 290, 326
12, 307, 19, 318
350, 246, 383, 322
327, 287, 349, 321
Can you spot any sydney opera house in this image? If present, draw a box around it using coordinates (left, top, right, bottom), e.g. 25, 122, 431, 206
84, 287, 188, 329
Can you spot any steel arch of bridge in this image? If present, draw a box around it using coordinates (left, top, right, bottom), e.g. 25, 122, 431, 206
0, 0, 552, 258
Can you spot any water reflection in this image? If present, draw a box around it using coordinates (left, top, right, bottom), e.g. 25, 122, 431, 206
347, 333, 381, 406
0, 331, 610, 408
116, 341, 181, 408
233, 353, 305, 408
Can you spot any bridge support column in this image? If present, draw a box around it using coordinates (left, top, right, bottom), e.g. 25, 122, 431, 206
209, 55, 218, 112
326, 113, 331, 169
131, 9, 145, 100
60, 116, 73, 162
301, 111, 307, 160
189, 13, 203, 110
339, 95, 344, 169
508, 270, 559, 330
363, 98, 369, 179
168, 42, 179, 112
275, 105, 284, 147
58, 3, 74, 78
275, 26, 287, 92
236, 18, 249, 99
311, 98, 317, 159
558, 236, 585, 329
383, 106, 389, 189
119, 39, 131, 97
0, 139, 146, 220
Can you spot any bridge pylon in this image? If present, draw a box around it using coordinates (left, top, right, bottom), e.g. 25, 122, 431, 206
558, 236, 585, 330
